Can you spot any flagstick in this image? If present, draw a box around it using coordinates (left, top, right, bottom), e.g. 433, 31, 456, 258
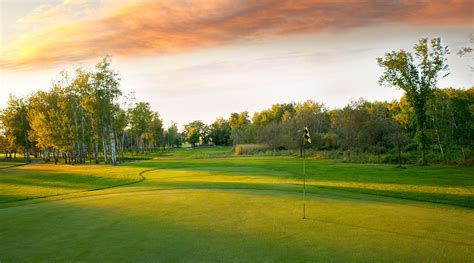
303, 143, 306, 219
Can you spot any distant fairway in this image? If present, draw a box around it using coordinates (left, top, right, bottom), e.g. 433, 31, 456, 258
0, 148, 473, 262
0, 160, 27, 169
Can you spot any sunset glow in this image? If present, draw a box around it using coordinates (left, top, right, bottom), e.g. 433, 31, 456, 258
1, 0, 472, 126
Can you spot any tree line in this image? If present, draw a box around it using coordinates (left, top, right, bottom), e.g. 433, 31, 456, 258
181, 88, 472, 164
0, 57, 182, 165
1, 38, 472, 165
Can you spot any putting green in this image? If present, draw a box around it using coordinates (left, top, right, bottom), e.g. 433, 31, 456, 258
1, 189, 473, 262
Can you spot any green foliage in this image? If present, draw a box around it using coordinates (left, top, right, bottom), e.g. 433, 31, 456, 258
377, 38, 450, 165
183, 120, 207, 147
229, 111, 255, 145
0, 95, 31, 158
128, 102, 158, 153
252, 102, 295, 127
164, 122, 182, 149
209, 117, 231, 145
2, 57, 165, 165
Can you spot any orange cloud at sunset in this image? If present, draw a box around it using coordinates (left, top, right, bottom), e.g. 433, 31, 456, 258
1, 0, 472, 69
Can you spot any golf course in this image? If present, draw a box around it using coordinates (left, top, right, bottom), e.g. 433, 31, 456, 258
2, 0, 473, 262
0, 147, 473, 262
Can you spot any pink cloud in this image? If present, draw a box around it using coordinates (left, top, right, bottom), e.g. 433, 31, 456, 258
1, 0, 471, 69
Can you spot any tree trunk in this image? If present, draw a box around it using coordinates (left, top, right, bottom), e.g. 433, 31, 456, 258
416, 105, 428, 166
136, 135, 140, 155
24, 133, 30, 161
102, 138, 108, 164
53, 149, 59, 164
74, 114, 80, 164
80, 111, 86, 164
43, 148, 47, 162
432, 116, 445, 162
121, 131, 125, 162
420, 131, 427, 166
109, 127, 117, 165
94, 142, 99, 164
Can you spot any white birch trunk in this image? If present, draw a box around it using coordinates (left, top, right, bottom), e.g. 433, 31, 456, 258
102, 137, 108, 164
110, 127, 117, 165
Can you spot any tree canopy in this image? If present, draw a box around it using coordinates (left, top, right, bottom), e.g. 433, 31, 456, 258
377, 38, 450, 165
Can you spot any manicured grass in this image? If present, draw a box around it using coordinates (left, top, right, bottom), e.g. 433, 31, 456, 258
1, 190, 473, 262
0, 159, 28, 169
0, 147, 473, 262
129, 156, 474, 208
152, 146, 234, 158
0, 164, 145, 205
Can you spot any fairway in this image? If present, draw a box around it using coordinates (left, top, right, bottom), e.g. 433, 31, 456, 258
0, 149, 473, 262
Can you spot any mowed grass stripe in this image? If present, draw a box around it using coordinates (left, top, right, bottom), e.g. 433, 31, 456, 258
133, 158, 474, 208
1, 156, 473, 208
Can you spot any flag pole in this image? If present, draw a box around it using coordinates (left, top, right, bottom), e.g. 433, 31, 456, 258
302, 126, 310, 219
303, 143, 306, 219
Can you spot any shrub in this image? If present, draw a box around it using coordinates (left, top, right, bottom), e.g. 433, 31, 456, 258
234, 144, 271, 155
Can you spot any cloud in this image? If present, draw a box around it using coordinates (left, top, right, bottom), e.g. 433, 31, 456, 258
1, 0, 471, 69
164, 47, 374, 77
13, 0, 96, 32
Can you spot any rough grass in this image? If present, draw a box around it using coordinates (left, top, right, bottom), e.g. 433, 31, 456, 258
234, 144, 271, 155
0, 147, 473, 262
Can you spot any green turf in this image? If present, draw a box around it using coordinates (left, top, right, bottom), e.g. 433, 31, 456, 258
0, 160, 28, 169
152, 146, 233, 158
0, 164, 144, 204
0, 148, 473, 262
128, 156, 474, 208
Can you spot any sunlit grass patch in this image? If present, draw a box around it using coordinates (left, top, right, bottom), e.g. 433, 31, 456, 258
0, 163, 146, 204
127, 156, 474, 207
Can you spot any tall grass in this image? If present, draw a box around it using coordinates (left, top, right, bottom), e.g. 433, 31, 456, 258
232, 147, 473, 165
234, 144, 271, 155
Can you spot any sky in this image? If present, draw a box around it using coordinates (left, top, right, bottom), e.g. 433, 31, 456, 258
0, 0, 472, 128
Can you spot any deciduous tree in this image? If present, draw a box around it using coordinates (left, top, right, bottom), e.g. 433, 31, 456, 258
377, 38, 449, 165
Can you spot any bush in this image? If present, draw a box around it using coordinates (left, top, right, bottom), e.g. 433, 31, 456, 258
232, 144, 473, 166
234, 144, 271, 155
